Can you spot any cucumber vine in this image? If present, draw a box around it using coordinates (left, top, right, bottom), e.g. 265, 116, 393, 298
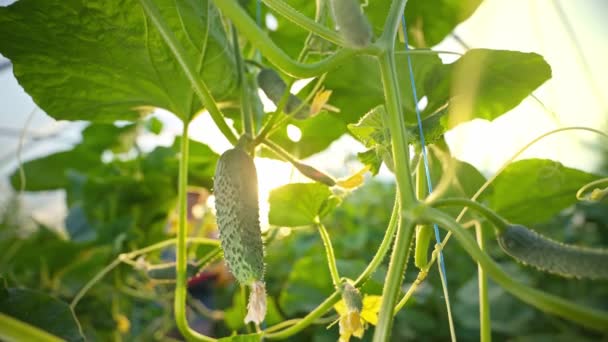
1, 0, 607, 341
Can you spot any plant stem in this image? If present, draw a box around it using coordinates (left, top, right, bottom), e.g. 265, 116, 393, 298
373, 1, 418, 336
316, 222, 341, 287
70, 236, 220, 309
213, 0, 358, 78
430, 198, 509, 231
474, 221, 492, 342
138, 0, 237, 145
232, 23, 254, 136
420, 206, 608, 333
262, 0, 346, 47
174, 123, 216, 342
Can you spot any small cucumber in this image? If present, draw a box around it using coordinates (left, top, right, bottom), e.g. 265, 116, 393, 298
497, 224, 608, 280
257, 68, 310, 120
330, 0, 372, 48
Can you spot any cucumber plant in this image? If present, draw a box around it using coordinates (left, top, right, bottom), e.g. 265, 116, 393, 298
0, 0, 607, 341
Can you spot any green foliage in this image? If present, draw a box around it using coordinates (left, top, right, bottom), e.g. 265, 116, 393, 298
0, 282, 85, 341
403, 0, 483, 47
0, 0, 606, 340
483, 159, 602, 225
268, 183, 335, 226
0, 0, 237, 122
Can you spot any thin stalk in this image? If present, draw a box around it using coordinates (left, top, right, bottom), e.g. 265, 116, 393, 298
374, 4, 418, 335
213, 0, 358, 78
70, 237, 220, 309
138, 0, 237, 145
174, 123, 216, 342
232, 23, 254, 135
262, 0, 346, 47
316, 222, 341, 286
430, 198, 509, 231
437, 257, 457, 342
255, 79, 296, 142
420, 207, 608, 333
474, 221, 491, 342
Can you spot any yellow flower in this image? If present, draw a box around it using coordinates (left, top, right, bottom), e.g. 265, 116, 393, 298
334, 283, 382, 342
338, 310, 365, 342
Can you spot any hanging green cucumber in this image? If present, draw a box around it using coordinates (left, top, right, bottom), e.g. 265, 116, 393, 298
257, 68, 310, 120
497, 224, 608, 280
330, 0, 373, 48
214, 142, 266, 324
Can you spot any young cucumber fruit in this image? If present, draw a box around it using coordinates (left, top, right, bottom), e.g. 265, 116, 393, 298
257, 68, 310, 120
330, 0, 372, 48
214, 146, 267, 323
497, 224, 608, 280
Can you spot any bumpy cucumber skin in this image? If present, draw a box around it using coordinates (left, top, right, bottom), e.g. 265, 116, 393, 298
257, 68, 309, 119
214, 148, 264, 284
330, 0, 372, 48
498, 225, 608, 280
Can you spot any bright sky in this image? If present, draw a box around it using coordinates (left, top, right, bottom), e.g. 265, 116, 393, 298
0, 0, 606, 230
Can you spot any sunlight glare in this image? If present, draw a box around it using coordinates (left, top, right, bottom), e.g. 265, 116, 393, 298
286, 124, 302, 142
254, 157, 294, 230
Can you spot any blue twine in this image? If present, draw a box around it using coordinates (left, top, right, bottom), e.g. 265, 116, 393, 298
400, 17, 450, 284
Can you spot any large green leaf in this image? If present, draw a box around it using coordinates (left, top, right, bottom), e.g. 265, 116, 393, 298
444, 49, 552, 128
365, 0, 482, 48
0, 0, 236, 122
403, 0, 483, 47
268, 183, 333, 226
482, 159, 601, 225
0, 284, 85, 342
322, 54, 447, 126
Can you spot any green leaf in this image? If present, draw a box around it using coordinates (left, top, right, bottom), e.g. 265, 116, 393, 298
482, 159, 601, 225
348, 106, 448, 173
0, 0, 236, 122
0, 284, 85, 342
268, 183, 332, 226
321, 54, 447, 126
445, 49, 552, 128
357, 149, 383, 175
403, 0, 483, 47
145, 116, 164, 134
426, 145, 488, 201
